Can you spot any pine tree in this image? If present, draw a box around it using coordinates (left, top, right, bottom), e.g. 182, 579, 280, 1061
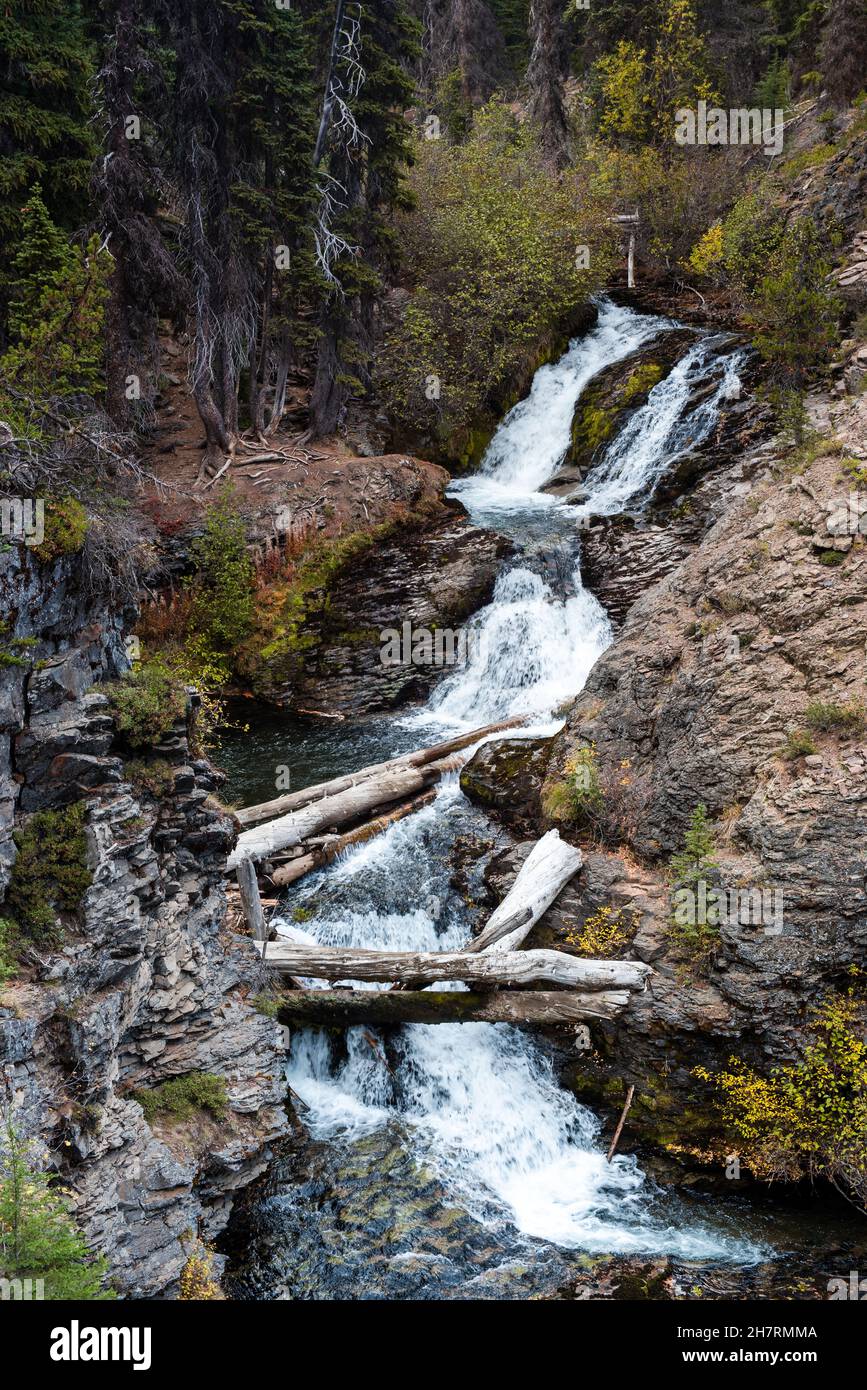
91, 0, 184, 425
668, 803, 719, 893
0, 1, 97, 327
5, 188, 75, 342
0, 1109, 113, 1300
819, 0, 867, 106
526, 0, 570, 169
224, 0, 318, 437
157, 0, 319, 468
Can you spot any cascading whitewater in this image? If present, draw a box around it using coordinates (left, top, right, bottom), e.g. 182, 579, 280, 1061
450, 297, 674, 510
277, 299, 760, 1270
579, 337, 747, 516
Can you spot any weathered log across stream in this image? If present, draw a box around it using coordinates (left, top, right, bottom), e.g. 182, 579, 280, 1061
272, 989, 633, 1026
236, 803, 651, 1024
226, 719, 527, 896
259, 943, 650, 991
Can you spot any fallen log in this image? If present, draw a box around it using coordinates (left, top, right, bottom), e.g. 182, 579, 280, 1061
390, 829, 583, 992
607, 1084, 636, 1163
235, 858, 267, 941
276, 989, 631, 1027
269, 789, 437, 888
258, 942, 651, 991
472, 830, 583, 955
233, 717, 527, 829
228, 751, 465, 869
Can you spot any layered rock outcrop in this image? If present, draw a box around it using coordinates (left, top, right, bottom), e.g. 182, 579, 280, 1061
0, 544, 287, 1296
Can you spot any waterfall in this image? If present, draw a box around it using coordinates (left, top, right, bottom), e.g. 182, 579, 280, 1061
271, 299, 762, 1281
449, 297, 674, 512
579, 337, 746, 517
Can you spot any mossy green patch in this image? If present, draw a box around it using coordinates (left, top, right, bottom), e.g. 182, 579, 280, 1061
4, 801, 91, 946
131, 1072, 228, 1124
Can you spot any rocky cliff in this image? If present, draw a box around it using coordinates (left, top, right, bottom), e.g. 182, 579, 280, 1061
0, 543, 287, 1296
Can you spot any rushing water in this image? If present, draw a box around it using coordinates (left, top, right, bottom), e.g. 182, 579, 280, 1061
225, 299, 778, 1298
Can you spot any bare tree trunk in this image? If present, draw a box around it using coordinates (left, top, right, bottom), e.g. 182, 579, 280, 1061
227, 752, 466, 868
527, 0, 570, 170
314, 0, 349, 167
234, 718, 525, 828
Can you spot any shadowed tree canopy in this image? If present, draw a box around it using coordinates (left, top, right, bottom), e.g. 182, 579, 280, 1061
819, 0, 867, 106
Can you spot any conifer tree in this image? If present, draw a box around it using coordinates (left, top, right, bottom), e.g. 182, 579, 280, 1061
309, 0, 417, 438
421, 0, 507, 102
224, 0, 318, 437
0, 1, 97, 327
92, 0, 184, 425
159, 0, 319, 467
819, 0, 867, 107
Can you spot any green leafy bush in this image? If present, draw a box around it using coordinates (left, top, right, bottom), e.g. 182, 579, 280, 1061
0, 1110, 113, 1300
379, 99, 612, 454
131, 1072, 228, 1125
783, 729, 817, 760
803, 698, 865, 733
109, 657, 187, 750
5, 802, 91, 945
543, 744, 604, 824
748, 218, 842, 382
31, 496, 88, 564
695, 994, 867, 1205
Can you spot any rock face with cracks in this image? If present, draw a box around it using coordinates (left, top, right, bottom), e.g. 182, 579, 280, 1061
0, 544, 287, 1297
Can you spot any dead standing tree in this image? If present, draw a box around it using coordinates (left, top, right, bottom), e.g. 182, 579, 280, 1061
526, 0, 571, 171
309, 2, 368, 438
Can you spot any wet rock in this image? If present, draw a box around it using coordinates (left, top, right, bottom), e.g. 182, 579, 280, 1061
543, 417, 867, 1146
460, 737, 552, 834
256, 505, 512, 715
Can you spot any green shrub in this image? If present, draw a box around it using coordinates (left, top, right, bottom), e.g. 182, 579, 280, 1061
0, 626, 38, 669
719, 192, 786, 298
186, 494, 255, 660
131, 1072, 228, 1125
543, 744, 604, 825
817, 549, 846, 567
803, 698, 865, 733
667, 803, 720, 948
5, 802, 92, 945
0, 1109, 114, 1299
783, 729, 817, 760
109, 656, 187, 749
252, 991, 282, 1018
694, 994, 867, 1205
0, 919, 17, 986
748, 218, 842, 383
31, 496, 88, 564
